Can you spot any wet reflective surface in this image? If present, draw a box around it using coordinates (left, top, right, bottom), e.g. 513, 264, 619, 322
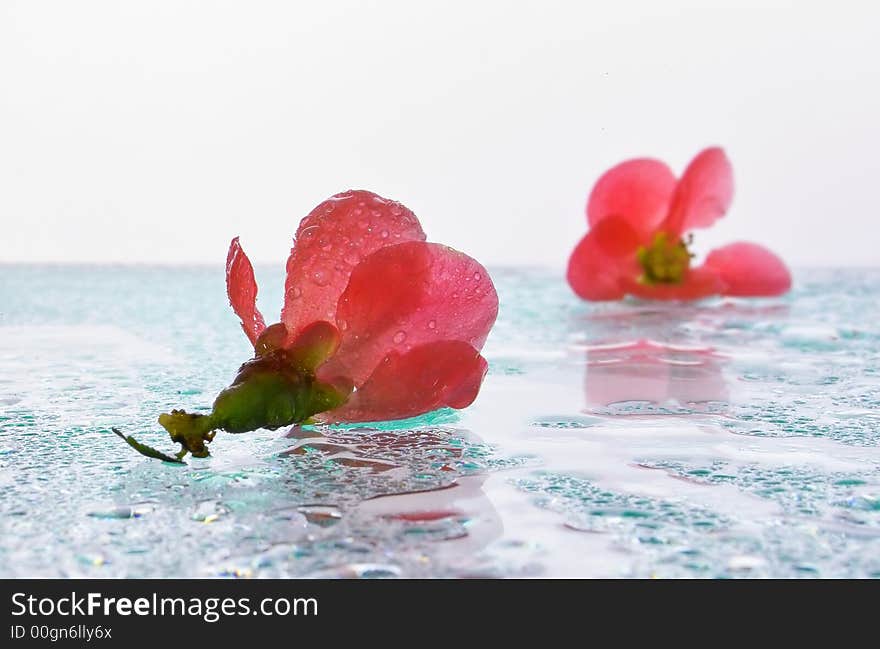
1, 265, 879, 577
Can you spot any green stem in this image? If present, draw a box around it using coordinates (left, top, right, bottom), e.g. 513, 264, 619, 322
112, 428, 186, 464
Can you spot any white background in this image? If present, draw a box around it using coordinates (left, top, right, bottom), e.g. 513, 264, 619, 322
1, 0, 878, 268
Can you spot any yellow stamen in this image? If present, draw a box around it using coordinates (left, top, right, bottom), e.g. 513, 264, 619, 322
637, 232, 693, 284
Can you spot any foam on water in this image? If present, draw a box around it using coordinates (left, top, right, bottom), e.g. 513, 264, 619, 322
1, 265, 879, 577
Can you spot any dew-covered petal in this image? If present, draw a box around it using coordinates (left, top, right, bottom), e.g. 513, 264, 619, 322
566, 216, 643, 301
587, 158, 677, 237
318, 341, 489, 423
705, 241, 792, 296
226, 237, 266, 346
281, 190, 426, 344
664, 147, 734, 236
320, 241, 498, 388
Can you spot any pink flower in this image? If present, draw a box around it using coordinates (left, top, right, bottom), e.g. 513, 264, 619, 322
567, 147, 791, 301
226, 189, 499, 424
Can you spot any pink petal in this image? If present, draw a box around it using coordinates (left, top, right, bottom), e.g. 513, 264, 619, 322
566, 216, 643, 301
587, 158, 677, 237
320, 241, 498, 387
704, 242, 792, 296
620, 264, 724, 301
281, 190, 426, 344
226, 237, 266, 346
318, 341, 489, 423
664, 147, 734, 236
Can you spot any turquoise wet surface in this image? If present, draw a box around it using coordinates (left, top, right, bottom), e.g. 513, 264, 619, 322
1, 265, 879, 578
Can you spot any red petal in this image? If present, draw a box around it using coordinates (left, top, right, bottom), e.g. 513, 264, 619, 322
281, 190, 426, 344
226, 237, 266, 346
566, 216, 642, 301
664, 147, 734, 236
321, 241, 498, 387
705, 242, 792, 296
587, 158, 676, 237
318, 341, 489, 423
620, 264, 724, 301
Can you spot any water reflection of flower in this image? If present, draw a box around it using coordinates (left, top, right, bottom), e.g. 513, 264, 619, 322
280, 424, 504, 577
584, 339, 729, 414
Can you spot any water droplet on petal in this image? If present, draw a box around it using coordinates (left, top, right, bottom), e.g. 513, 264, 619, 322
427, 320, 436, 329
338, 319, 348, 331
313, 270, 330, 287
380, 230, 389, 239
393, 331, 407, 344
473, 272, 481, 281
288, 286, 302, 299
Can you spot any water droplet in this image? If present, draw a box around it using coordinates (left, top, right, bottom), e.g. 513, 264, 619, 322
192, 501, 230, 523
313, 270, 330, 287
380, 230, 389, 238
473, 272, 481, 281
288, 286, 302, 299
427, 320, 436, 329
353, 208, 363, 217
338, 319, 348, 331
297, 505, 343, 527
88, 504, 152, 520
351, 563, 401, 579
393, 331, 407, 344
78, 553, 107, 567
